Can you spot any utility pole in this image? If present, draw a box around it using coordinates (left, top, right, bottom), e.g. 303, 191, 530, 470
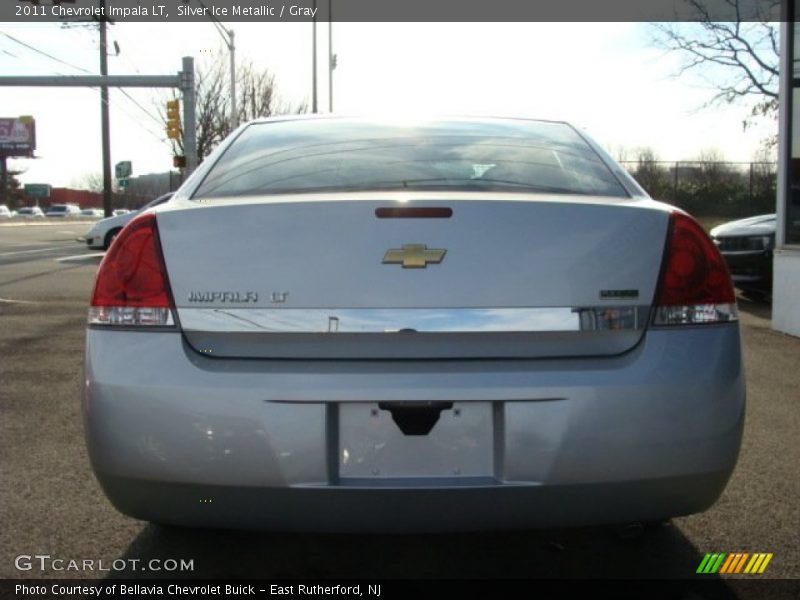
197, 0, 236, 130
328, 0, 334, 112
181, 57, 198, 173
229, 29, 236, 129
0, 157, 7, 206
312, 0, 318, 113
99, 0, 112, 218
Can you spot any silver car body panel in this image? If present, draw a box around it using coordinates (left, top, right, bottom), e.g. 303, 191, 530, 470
157, 194, 671, 359
84, 323, 745, 531
159, 195, 669, 312
83, 117, 744, 531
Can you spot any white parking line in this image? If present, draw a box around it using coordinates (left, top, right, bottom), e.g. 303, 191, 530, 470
0, 297, 39, 304
0, 245, 69, 257
0, 220, 98, 228
56, 252, 105, 263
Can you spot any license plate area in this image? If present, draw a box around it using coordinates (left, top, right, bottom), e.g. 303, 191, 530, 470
338, 401, 493, 479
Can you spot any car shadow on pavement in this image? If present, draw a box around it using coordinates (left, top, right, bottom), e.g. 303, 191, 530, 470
107, 521, 740, 595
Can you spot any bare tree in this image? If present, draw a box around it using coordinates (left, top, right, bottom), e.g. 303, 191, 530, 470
631, 147, 674, 200
693, 148, 734, 193
651, 0, 780, 135
608, 144, 630, 163
71, 172, 105, 193
161, 50, 307, 161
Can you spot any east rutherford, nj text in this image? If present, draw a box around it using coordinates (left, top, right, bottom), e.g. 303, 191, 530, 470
272, 585, 380, 596
178, 4, 319, 17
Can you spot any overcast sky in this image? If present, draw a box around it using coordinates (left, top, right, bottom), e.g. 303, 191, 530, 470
0, 21, 779, 188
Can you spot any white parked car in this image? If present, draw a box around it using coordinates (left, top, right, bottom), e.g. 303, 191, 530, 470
16, 206, 45, 218
112, 209, 130, 216
80, 208, 105, 218
0, 204, 12, 218
84, 194, 173, 249
46, 203, 81, 217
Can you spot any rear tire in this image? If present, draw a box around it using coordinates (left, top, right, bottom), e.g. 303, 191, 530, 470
104, 228, 122, 250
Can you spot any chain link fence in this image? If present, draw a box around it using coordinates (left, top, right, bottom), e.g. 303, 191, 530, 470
619, 161, 777, 220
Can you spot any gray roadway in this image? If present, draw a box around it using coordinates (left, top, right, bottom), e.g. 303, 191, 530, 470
0, 223, 798, 587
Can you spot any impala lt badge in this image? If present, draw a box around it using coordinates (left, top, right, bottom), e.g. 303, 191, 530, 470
382, 244, 446, 269
270, 292, 289, 303
188, 291, 258, 303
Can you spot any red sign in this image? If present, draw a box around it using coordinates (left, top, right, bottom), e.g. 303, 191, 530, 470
0, 116, 36, 157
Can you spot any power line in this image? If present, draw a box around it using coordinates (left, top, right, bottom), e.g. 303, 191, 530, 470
58, 25, 164, 128
0, 29, 168, 145
0, 31, 92, 73
118, 88, 164, 125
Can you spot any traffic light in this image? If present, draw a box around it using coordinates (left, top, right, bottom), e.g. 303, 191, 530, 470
173, 155, 186, 169
166, 100, 181, 140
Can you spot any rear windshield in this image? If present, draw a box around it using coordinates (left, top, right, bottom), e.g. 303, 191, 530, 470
49, 205, 67, 212
193, 118, 629, 199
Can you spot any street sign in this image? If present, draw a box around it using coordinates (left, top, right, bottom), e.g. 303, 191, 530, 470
23, 183, 50, 198
115, 161, 132, 179
118, 178, 129, 190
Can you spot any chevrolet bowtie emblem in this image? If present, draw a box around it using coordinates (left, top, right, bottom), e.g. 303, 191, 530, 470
382, 244, 446, 269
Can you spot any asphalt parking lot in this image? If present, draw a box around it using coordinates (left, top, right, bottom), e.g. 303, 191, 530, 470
0, 223, 798, 588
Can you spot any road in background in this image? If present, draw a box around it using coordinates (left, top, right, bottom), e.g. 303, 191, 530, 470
0, 223, 101, 302
0, 225, 798, 587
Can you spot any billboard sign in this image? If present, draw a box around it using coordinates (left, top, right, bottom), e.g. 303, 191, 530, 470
0, 116, 36, 157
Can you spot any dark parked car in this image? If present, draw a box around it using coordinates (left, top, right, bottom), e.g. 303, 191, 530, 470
710, 214, 775, 295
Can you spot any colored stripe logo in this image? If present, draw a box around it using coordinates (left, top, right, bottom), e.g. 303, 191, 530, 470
697, 553, 773, 574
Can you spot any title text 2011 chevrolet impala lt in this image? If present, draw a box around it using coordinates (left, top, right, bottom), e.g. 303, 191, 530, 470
83, 117, 744, 532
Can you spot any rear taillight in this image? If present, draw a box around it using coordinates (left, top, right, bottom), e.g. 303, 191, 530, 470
652, 212, 738, 326
88, 213, 175, 327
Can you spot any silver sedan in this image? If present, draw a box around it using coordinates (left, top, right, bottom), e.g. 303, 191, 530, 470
83, 116, 744, 532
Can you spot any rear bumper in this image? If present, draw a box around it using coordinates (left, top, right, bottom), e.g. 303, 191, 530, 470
98, 473, 731, 533
83, 325, 745, 532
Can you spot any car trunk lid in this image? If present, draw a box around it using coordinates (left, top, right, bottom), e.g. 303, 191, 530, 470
156, 195, 668, 359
